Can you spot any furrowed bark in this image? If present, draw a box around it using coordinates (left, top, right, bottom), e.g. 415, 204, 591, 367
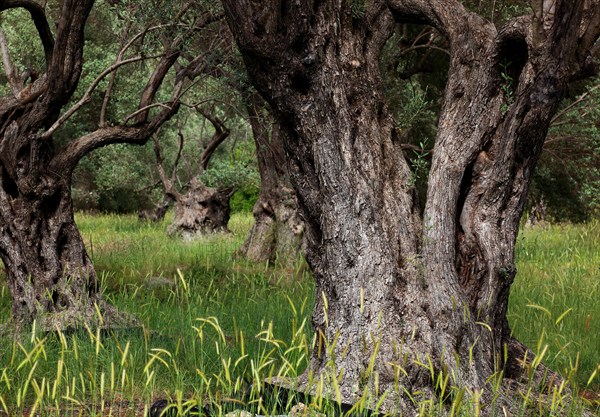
225, 0, 600, 414
0, 0, 205, 330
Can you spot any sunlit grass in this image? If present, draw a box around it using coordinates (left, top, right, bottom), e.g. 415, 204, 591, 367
76, 212, 256, 285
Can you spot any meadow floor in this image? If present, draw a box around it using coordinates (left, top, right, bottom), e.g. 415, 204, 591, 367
0, 213, 598, 416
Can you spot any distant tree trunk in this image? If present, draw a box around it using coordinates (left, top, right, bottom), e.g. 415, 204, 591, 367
237, 93, 303, 266
224, 0, 600, 414
153, 112, 235, 239
167, 179, 234, 239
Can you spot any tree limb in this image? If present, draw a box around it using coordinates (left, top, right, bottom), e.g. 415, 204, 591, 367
550, 82, 600, 125
123, 102, 177, 125
578, 0, 600, 56
100, 22, 177, 126
45, 0, 94, 108
197, 110, 230, 173
135, 48, 181, 123
40, 55, 150, 140
152, 133, 184, 202
0, 0, 54, 64
171, 126, 185, 180
384, 0, 481, 44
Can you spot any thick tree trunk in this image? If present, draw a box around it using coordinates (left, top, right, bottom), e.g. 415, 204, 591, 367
225, 0, 599, 415
238, 95, 304, 266
0, 0, 191, 331
167, 178, 234, 240
0, 0, 130, 332
0, 164, 137, 331
225, 3, 427, 410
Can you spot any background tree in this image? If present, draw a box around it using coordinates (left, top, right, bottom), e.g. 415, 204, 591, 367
223, 0, 600, 414
0, 0, 218, 330
152, 108, 235, 238
236, 91, 304, 266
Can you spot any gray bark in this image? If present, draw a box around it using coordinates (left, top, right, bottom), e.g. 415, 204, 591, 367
238, 94, 304, 266
154, 112, 234, 238
167, 179, 234, 239
223, 0, 600, 414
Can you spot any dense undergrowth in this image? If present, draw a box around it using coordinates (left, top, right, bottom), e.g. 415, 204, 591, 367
0, 213, 598, 416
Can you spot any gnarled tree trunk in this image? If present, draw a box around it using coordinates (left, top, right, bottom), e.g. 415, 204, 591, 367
223, 0, 600, 414
237, 93, 303, 266
0, 0, 204, 330
0, 168, 135, 330
167, 179, 234, 239
153, 112, 235, 239
0, 0, 127, 332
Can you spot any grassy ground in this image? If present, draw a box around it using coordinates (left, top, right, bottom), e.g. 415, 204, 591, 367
0, 213, 598, 416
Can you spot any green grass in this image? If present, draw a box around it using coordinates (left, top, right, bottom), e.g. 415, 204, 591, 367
510, 221, 600, 393
0, 214, 598, 416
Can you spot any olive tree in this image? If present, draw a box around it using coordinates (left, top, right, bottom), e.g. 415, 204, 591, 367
0, 0, 218, 330
223, 0, 600, 413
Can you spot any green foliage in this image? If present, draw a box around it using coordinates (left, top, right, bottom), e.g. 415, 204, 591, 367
0, 8, 46, 96
528, 78, 600, 222
74, 143, 160, 213
230, 188, 259, 213
349, 0, 368, 19
202, 159, 259, 194
500, 60, 515, 113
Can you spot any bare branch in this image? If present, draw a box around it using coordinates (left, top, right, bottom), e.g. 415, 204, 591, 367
550, 82, 600, 125
123, 102, 176, 124
99, 22, 177, 126
39, 55, 151, 140
49, 124, 151, 174
135, 48, 181, 123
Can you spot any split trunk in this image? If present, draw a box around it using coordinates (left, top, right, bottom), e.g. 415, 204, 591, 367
223, 0, 599, 414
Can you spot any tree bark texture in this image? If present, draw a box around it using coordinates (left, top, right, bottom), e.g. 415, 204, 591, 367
0, 0, 118, 332
167, 178, 234, 239
237, 94, 304, 266
223, 0, 600, 414
0, 0, 195, 329
0, 169, 135, 330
